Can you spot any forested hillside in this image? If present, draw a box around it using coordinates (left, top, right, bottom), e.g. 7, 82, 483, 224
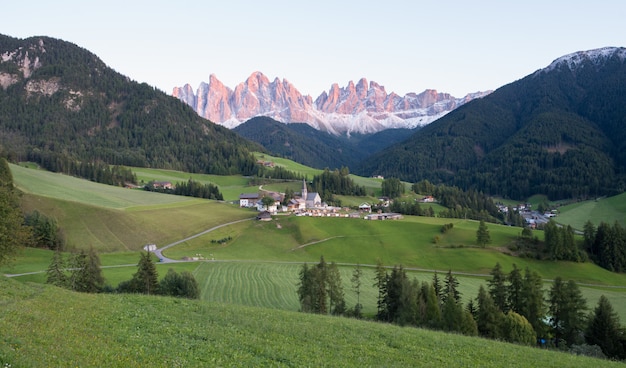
234, 116, 415, 170
0, 34, 263, 175
357, 48, 626, 200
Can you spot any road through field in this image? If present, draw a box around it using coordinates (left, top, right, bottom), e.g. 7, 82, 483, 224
153, 217, 255, 263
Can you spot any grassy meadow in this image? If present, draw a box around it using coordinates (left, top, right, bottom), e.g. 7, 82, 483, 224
1, 276, 622, 368
0, 161, 626, 320
556, 192, 626, 230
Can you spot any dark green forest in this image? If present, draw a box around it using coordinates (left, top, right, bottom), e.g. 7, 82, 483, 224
357, 51, 626, 200
234, 116, 415, 170
0, 35, 264, 176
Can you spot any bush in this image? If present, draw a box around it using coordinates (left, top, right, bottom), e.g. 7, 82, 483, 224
159, 269, 200, 299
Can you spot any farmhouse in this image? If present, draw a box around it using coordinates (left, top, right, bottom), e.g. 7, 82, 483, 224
239, 193, 260, 208
364, 212, 403, 221
143, 244, 157, 252
359, 203, 372, 213
151, 181, 173, 190
257, 211, 272, 221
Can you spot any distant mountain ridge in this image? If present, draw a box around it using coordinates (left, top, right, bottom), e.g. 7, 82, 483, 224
357, 47, 626, 200
173, 72, 490, 135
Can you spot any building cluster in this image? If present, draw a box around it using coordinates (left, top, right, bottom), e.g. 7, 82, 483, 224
240, 179, 402, 221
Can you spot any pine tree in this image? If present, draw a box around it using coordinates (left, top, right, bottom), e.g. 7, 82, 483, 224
432, 271, 443, 305
314, 256, 328, 314
443, 269, 461, 304
476, 285, 503, 339
132, 251, 159, 295
46, 250, 67, 287
507, 264, 523, 314
374, 259, 389, 321
441, 290, 463, 333
418, 281, 442, 329
520, 267, 546, 338
67, 247, 104, 293
487, 262, 507, 312
585, 295, 625, 359
350, 264, 363, 318
297, 263, 314, 312
548, 277, 587, 347
327, 261, 345, 315
476, 220, 491, 247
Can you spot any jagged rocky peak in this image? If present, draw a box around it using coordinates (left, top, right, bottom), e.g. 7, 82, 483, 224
172, 72, 490, 135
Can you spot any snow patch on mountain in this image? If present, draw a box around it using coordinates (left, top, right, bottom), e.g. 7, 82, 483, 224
542, 47, 626, 73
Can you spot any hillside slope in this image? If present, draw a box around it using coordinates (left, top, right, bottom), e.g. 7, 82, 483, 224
358, 47, 626, 200
234, 116, 415, 169
0, 276, 618, 367
0, 34, 262, 175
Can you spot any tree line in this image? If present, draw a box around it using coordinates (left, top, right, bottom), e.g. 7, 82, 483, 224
46, 250, 200, 299
297, 258, 626, 360
145, 179, 223, 200
26, 151, 137, 187
584, 220, 626, 273
311, 167, 366, 205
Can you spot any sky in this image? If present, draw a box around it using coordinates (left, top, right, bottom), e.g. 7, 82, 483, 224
3, 1, 625, 98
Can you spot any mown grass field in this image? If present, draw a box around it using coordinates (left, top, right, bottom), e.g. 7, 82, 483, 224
556, 192, 626, 230
1, 276, 621, 368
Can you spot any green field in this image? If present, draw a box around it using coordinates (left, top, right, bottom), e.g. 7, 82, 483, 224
1, 276, 621, 368
556, 193, 626, 230
7, 162, 626, 330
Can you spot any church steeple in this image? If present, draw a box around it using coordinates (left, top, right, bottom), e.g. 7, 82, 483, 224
302, 178, 308, 199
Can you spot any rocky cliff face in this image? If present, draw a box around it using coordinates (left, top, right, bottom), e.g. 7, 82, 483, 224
173, 72, 490, 135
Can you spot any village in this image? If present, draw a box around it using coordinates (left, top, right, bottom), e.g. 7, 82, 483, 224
239, 179, 404, 221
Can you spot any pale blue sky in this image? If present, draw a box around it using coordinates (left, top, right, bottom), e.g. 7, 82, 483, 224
3, 1, 625, 97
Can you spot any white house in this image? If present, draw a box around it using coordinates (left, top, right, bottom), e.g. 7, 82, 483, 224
239, 193, 260, 208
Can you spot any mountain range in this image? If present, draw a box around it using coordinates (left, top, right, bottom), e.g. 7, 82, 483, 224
358, 47, 626, 200
1, 33, 625, 201
173, 72, 490, 135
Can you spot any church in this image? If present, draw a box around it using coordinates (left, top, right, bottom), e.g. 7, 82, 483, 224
301, 179, 322, 209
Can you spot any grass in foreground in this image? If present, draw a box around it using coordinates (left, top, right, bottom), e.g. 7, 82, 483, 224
0, 276, 620, 368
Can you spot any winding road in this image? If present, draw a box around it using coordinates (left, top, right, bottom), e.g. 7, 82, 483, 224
153, 217, 255, 263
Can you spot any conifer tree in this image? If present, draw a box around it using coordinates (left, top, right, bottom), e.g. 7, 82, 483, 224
520, 267, 546, 337
585, 295, 625, 359
432, 271, 443, 305
487, 262, 507, 312
374, 259, 389, 321
443, 269, 461, 304
548, 278, 587, 347
67, 247, 104, 293
418, 281, 441, 329
507, 264, 523, 314
132, 251, 159, 295
476, 285, 503, 339
350, 264, 363, 318
441, 290, 463, 333
327, 261, 346, 315
46, 250, 67, 287
476, 220, 491, 247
